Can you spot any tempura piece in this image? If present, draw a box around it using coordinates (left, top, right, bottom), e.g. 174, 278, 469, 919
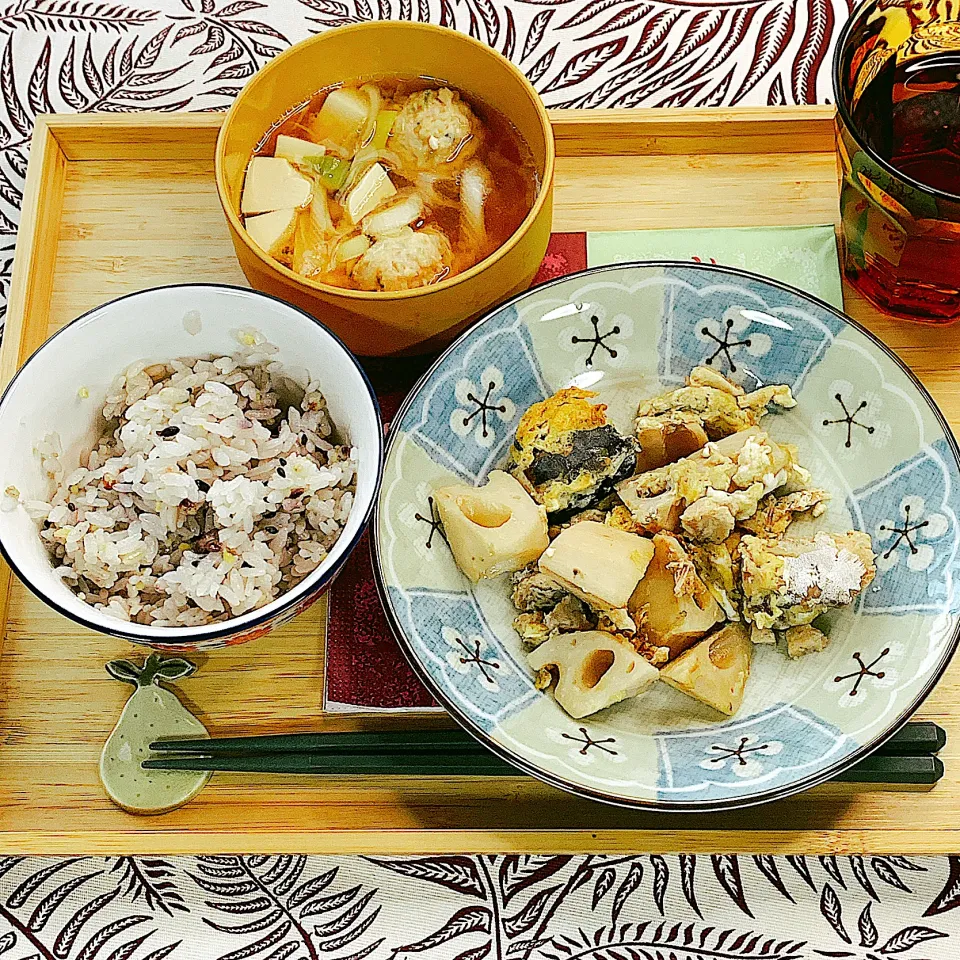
510, 389, 636, 513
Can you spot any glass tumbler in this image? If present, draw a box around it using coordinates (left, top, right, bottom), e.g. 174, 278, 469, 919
834, 0, 960, 323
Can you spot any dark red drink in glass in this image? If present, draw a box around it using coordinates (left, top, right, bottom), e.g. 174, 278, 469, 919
834, 0, 960, 323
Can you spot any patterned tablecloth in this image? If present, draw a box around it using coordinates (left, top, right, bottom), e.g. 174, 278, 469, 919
7, 4, 958, 957
1, 855, 960, 959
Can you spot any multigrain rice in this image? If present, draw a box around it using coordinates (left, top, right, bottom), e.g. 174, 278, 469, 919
24, 328, 357, 626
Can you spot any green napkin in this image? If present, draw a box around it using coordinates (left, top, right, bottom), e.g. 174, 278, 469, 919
587, 224, 843, 309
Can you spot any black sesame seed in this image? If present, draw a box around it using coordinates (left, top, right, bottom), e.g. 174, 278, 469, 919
265, 527, 278, 534
277, 467, 286, 478
279, 458, 287, 466
67, 503, 75, 510
301, 434, 308, 445
197, 479, 210, 493
158, 426, 180, 438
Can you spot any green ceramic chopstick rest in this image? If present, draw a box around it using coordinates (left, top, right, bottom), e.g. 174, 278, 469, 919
99, 655, 211, 815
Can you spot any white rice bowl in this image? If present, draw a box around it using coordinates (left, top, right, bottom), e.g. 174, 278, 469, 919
0, 285, 383, 649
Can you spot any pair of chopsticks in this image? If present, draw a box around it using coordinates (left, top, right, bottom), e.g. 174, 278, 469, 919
831, 721, 945, 786
143, 722, 946, 786
145, 729, 519, 776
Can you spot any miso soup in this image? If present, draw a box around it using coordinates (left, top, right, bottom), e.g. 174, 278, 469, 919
239, 78, 539, 292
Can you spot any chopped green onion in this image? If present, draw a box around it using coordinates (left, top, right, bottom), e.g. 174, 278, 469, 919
308, 155, 350, 192
372, 110, 398, 151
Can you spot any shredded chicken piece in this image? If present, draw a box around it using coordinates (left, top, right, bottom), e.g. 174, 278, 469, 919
786, 623, 830, 658
544, 594, 593, 633
513, 611, 550, 647
739, 489, 831, 537
511, 566, 566, 612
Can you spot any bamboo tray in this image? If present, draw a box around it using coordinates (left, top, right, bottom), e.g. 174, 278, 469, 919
2, 106, 959, 855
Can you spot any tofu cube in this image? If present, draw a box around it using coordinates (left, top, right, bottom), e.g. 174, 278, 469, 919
528, 630, 659, 719
241, 157, 312, 215
539, 521, 654, 610
244, 208, 298, 257
433, 471, 549, 582
275, 134, 325, 165
660, 622, 752, 716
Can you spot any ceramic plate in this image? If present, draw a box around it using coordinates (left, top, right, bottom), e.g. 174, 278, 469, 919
373, 262, 960, 810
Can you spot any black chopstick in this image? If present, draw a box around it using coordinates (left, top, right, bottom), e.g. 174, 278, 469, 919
875, 720, 946, 755
150, 721, 944, 759
148, 728, 481, 755
143, 751, 519, 775
831, 754, 944, 785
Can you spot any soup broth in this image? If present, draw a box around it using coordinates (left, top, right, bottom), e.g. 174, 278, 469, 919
240, 77, 539, 292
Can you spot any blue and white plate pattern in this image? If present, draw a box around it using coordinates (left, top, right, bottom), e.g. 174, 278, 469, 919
373, 262, 960, 810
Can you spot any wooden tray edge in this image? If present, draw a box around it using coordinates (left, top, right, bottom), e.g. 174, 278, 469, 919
0, 825, 950, 856
35, 105, 838, 162
0, 116, 69, 647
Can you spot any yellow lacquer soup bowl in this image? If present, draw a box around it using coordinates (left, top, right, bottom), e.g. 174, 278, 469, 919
215, 21, 555, 356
